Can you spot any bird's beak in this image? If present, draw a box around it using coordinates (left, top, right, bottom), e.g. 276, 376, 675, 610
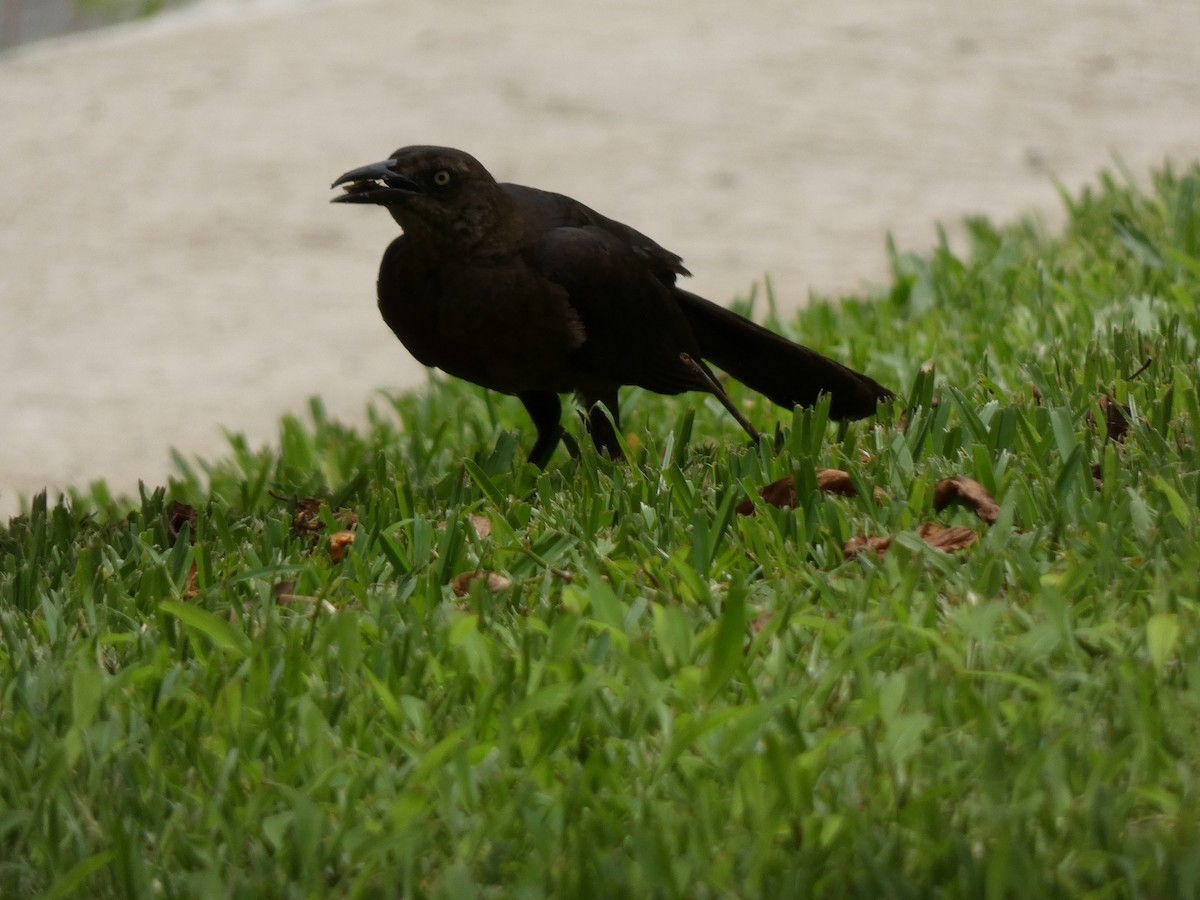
330, 160, 422, 205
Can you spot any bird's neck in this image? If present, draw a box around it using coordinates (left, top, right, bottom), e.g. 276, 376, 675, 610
390, 192, 528, 262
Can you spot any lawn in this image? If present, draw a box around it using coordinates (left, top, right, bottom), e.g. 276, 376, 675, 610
2, 164, 1199, 897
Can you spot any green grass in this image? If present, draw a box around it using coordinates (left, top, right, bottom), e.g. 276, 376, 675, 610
3, 163, 1200, 898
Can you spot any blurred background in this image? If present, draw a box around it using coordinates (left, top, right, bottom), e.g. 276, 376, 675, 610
1, 0, 186, 50
2, 0, 1198, 516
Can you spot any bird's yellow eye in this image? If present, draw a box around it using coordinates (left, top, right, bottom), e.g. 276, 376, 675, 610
433, 170, 452, 186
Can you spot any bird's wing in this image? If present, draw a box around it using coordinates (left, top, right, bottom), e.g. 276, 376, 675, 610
503, 184, 690, 286
524, 224, 709, 396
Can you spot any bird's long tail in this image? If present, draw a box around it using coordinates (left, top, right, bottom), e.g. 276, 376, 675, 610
675, 290, 893, 420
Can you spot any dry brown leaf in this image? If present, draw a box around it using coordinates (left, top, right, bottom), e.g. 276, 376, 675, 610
918, 522, 978, 553
469, 514, 492, 539
1096, 394, 1131, 442
816, 468, 856, 497
738, 470, 865, 516
760, 475, 798, 508
843, 533, 894, 558
329, 529, 356, 563
933, 476, 1000, 524
737, 476, 795, 515
181, 563, 200, 600
166, 501, 197, 544
450, 571, 513, 597
845, 523, 978, 558
290, 497, 357, 537
292, 497, 323, 535
272, 583, 333, 611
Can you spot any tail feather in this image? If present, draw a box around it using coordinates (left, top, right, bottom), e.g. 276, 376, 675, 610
675, 290, 893, 420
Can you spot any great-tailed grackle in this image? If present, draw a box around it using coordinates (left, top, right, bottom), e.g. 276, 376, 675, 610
332, 145, 892, 467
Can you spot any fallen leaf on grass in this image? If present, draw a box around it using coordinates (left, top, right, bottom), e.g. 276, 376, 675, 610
738, 480, 787, 515
181, 563, 200, 600
844, 475, 991, 559
329, 530, 356, 563
292, 497, 324, 535
918, 523, 978, 552
166, 501, 197, 544
270, 580, 337, 612
291, 497, 359, 537
933, 476, 1000, 524
737, 469, 860, 516
272, 580, 297, 603
817, 468, 857, 497
1094, 394, 1132, 442
756, 476, 797, 511
469, 514, 491, 539
287, 498, 360, 559
843, 523, 977, 558
450, 571, 513, 596
842, 534, 894, 558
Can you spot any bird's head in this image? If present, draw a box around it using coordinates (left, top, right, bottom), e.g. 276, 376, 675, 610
331, 145, 508, 250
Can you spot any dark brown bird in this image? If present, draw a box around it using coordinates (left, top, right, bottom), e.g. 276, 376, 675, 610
332, 145, 892, 467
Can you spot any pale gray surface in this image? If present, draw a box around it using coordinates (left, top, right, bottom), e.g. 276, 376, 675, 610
2, 0, 1199, 515
0, 0, 193, 49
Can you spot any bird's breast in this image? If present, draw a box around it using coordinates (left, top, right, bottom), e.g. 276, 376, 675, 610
378, 252, 585, 395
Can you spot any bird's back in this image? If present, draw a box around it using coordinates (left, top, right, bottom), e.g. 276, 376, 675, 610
500, 183, 690, 286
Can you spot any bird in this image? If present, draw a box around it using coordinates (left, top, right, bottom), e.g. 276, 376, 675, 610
331, 145, 892, 467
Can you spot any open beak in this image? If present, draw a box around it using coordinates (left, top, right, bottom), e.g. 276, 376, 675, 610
330, 160, 422, 205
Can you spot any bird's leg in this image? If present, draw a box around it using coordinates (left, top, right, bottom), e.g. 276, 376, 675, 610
578, 388, 624, 460
679, 353, 762, 444
519, 391, 564, 468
